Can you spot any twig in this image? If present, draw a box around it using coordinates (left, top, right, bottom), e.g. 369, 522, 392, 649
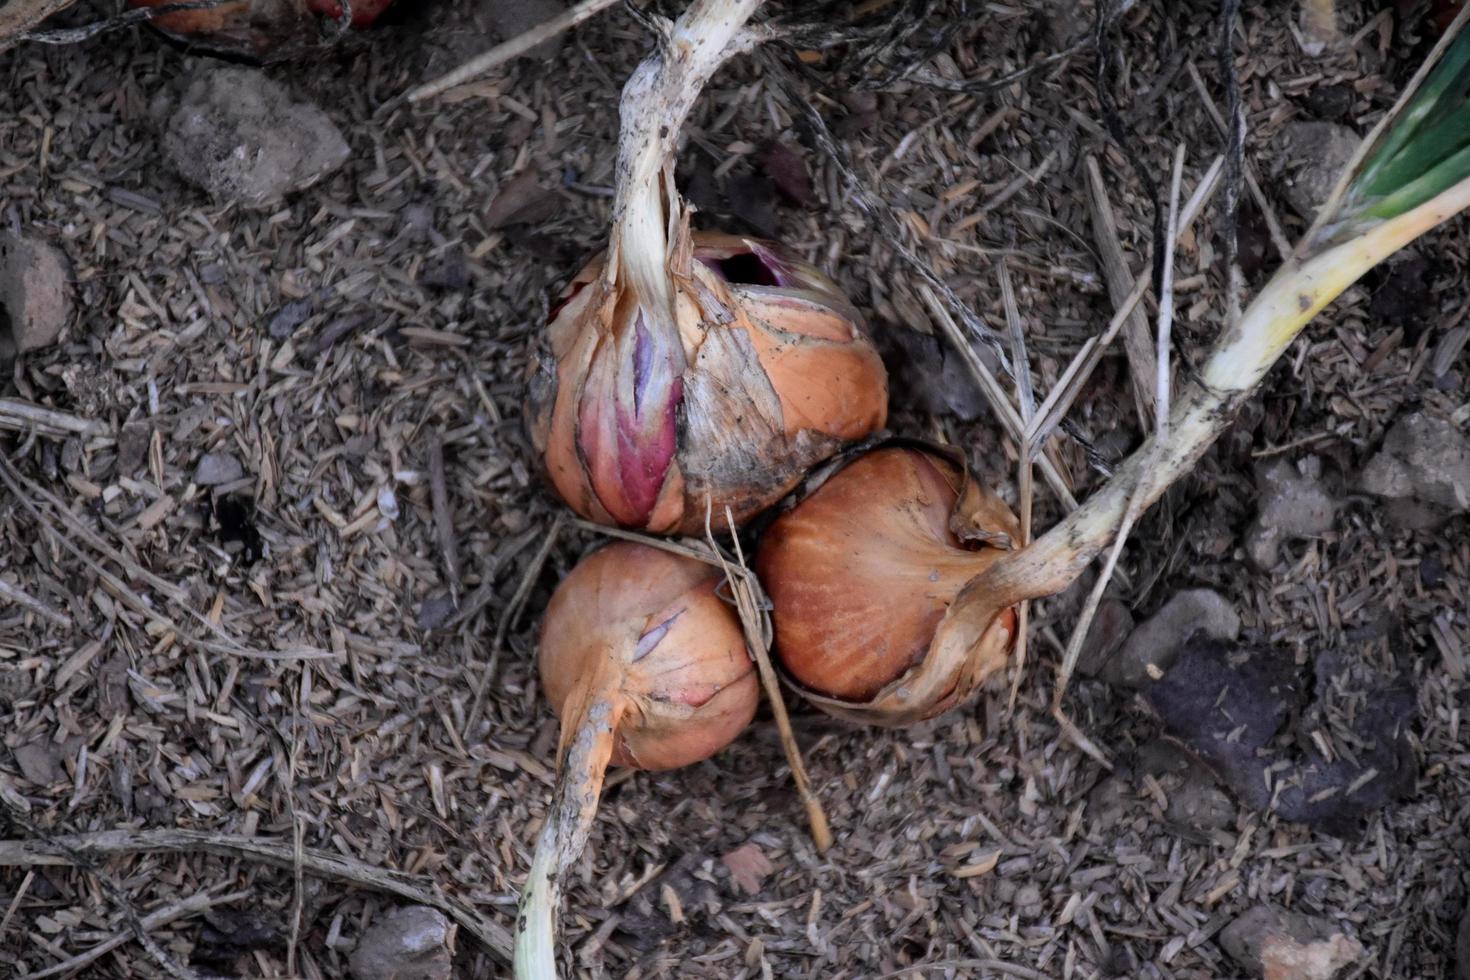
0, 808, 198, 980
1155, 144, 1187, 439
406, 0, 621, 102
427, 431, 461, 603
0, 828, 513, 960
0, 0, 74, 53
1024, 155, 1225, 453
0, 576, 71, 629
1085, 157, 1157, 424
1217, 0, 1249, 329
999, 262, 1033, 716
1186, 62, 1292, 263
464, 513, 565, 738
917, 285, 1079, 512
0, 869, 33, 943
708, 506, 832, 853
20, 888, 250, 980
0, 399, 104, 439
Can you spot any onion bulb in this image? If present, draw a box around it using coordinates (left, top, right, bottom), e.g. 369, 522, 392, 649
127, 0, 394, 61
756, 444, 1023, 727
524, 0, 887, 537
515, 541, 758, 978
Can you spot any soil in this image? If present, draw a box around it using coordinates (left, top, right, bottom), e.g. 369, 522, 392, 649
0, 1, 1468, 978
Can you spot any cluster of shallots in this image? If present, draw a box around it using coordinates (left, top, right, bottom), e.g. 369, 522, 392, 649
512, 0, 1470, 974
512, 3, 1027, 977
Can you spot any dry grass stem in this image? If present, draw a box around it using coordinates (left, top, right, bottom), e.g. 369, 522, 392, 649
407, 0, 622, 102
0, 828, 513, 959
1085, 157, 1157, 423
20, 889, 250, 980
1154, 143, 1187, 438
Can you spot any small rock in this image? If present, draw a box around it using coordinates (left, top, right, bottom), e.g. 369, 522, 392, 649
0, 233, 72, 357
417, 595, 456, 631
401, 204, 434, 241
1304, 83, 1355, 123
268, 296, 316, 340
1246, 457, 1338, 569
13, 742, 66, 786
1220, 905, 1360, 979
1012, 883, 1043, 917
486, 0, 568, 61
1103, 589, 1239, 688
160, 66, 350, 209
1361, 413, 1470, 528
348, 906, 455, 980
1277, 121, 1360, 220
194, 452, 245, 487
1299, 0, 1344, 57
116, 422, 152, 478
1165, 768, 1236, 833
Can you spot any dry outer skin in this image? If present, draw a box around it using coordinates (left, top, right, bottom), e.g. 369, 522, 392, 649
761, 443, 1021, 725
526, 230, 887, 536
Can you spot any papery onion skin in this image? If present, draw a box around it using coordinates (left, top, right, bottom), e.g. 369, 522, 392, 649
539, 541, 759, 769
127, 0, 394, 60
526, 232, 889, 537
757, 445, 1019, 719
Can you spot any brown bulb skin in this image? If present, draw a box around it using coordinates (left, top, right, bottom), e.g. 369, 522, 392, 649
539, 542, 759, 770
757, 447, 1017, 705
526, 231, 888, 537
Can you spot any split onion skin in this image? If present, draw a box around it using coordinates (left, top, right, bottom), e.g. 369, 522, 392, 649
526, 231, 889, 537
757, 444, 1020, 723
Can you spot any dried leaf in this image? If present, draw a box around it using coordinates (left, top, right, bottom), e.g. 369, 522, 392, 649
485, 169, 558, 229
758, 141, 816, 208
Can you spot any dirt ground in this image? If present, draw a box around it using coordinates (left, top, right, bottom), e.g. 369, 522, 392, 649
0, 0, 1467, 977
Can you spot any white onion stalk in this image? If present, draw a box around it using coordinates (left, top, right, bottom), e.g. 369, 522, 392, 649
925, 9, 1470, 683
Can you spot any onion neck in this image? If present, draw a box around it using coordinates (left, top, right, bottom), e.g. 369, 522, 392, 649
514, 664, 624, 980
608, 0, 765, 311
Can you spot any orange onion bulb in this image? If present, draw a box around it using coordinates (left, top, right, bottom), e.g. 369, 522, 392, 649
756, 444, 1022, 727
515, 542, 758, 978
527, 231, 888, 536
523, 0, 885, 538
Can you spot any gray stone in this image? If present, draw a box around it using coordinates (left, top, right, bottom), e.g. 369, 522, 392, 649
1219, 905, 1352, 978
160, 67, 350, 209
1360, 413, 1470, 528
349, 906, 455, 980
194, 452, 245, 487
1246, 457, 1338, 569
13, 741, 65, 786
1103, 590, 1239, 689
0, 233, 72, 357
1165, 769, 1236, 833
1278, 122, 1360, 220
